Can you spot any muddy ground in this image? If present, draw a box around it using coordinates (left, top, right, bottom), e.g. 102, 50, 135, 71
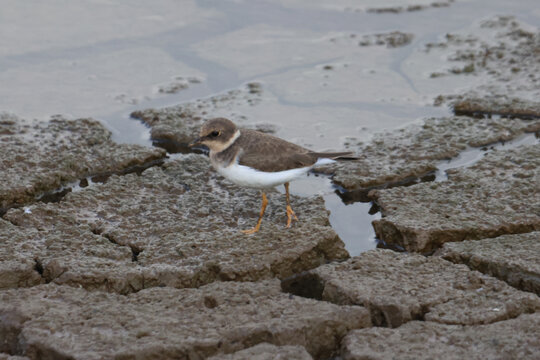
1, 2, 539, 360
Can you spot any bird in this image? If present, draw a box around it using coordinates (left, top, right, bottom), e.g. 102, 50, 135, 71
190, 118, 356, 234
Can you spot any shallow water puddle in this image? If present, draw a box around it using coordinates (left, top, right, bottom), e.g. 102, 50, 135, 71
280, 173, 379, 256
285, 130, 539, 257
435, 132, 539, 181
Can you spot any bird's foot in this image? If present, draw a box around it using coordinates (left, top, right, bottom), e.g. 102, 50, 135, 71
286, 205, 299, 228
241, 192, 267, 235
241, 219, 263, 234
241, 226, 260, 235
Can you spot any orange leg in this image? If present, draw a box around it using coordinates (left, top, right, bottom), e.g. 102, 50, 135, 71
284, 182, 298, 228
241, 192, 268, 234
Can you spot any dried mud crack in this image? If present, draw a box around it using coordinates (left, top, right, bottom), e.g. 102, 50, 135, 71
371, 144, 539, 253
1, 154, 348, 295
0, 113, 166, 217
0, 281, 370, 359
282, 250, 540, 328
438, 232, 540, 296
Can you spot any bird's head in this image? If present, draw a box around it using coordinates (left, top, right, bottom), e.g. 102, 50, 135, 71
190, 118, 240, 153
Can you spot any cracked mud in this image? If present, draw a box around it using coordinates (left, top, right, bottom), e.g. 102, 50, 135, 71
342, 313, 540, 360
283, 249, 540, 328
1, 7, 539, 360
2, 154, 348, 294
0, 280, 369, 359
0, 113, 166, 214
439, 232, 540, 296
371, 144, 539, 253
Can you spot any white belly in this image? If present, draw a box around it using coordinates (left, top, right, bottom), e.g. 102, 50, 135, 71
215, 158, 335, 189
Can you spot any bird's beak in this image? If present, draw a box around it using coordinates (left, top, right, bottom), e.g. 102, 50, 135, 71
189, 137, 202, 147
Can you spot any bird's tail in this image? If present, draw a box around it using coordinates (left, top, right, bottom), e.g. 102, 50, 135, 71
310, 151, 358, 161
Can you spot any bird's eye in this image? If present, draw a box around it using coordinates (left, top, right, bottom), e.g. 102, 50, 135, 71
210, 130, 220, 137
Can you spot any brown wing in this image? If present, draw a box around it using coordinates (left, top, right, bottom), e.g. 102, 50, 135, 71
236, 129, 318, 172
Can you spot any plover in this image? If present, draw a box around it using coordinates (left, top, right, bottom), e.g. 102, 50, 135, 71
190, 118, 356, 234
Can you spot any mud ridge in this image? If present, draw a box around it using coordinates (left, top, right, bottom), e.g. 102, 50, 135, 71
338, 130, 537, 205
442, 249, 540, 296
282, 249, 540, 328
88, 157, 166, 182
438, 232, 540, 296
454, 109, 540, 121
452, 100, 540, 120
374, 219, 538, 255
282, 274, 471, 327
1, 158, 165, 220
335, 171, 436, 204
